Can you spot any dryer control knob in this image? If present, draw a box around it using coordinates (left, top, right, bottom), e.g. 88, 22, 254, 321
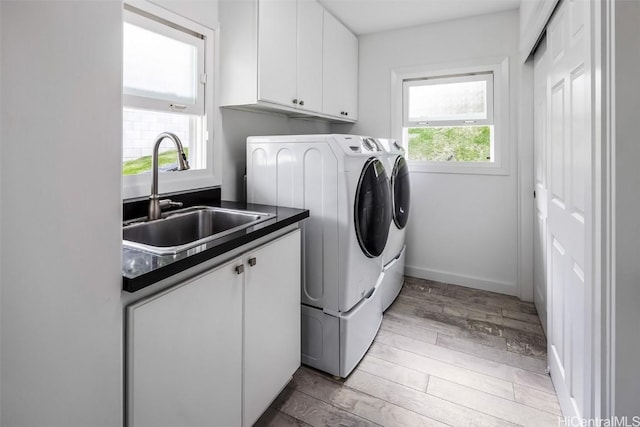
364, 137, 380, 151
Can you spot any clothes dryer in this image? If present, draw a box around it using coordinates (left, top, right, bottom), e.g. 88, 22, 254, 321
377, 138, 411, 311
246, 134, 391, 377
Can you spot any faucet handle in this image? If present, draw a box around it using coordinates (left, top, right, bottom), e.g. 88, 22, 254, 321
179, 152, 190, 170
158, 199, 183, 210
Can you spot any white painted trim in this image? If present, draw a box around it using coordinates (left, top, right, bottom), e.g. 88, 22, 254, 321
404, 265, 518, 296
599, 0, 615, 416
0, 3, 3, 421
123, 8, 206, 115
391, 56, 510, 175
402, 73, 494, 127
519, 0, 559, 62
518, 59, 535, 303
591, 0, 605, 417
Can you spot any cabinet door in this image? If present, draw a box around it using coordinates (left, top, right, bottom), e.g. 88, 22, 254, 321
258, 0, 297, 107
322, 11, 358, 120
342, 25, 358, 120
127, 259, 243, 427
243, 230, 301, 426
296, 0, 323, 112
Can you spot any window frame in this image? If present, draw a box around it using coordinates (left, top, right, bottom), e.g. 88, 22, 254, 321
123, 9, 205, 115
391, 57, 510, 175
122, 1, 220, 199
403, 73, 493, 127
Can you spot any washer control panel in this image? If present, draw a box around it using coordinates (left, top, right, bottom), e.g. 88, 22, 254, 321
375, 138, 405, 154
335, 135, 383, 154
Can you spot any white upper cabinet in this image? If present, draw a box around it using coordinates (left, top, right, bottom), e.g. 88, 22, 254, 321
220, 0, 357, 122
322, 11, 358, 120
257, 0, 298, 106
296, 0, 324, 113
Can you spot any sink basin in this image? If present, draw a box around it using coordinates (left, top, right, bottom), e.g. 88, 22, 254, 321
123, 206, 275, 255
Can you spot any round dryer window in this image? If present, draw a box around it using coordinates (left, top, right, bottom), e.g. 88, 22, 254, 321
392, 156, 410, 229
354, 158, 392, 258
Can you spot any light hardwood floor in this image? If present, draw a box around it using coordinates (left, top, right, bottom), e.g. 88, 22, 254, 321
255, 277, 562, 427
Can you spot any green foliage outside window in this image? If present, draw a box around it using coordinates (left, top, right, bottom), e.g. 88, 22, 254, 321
407, 126, 491, 162
122, 148, 190, 176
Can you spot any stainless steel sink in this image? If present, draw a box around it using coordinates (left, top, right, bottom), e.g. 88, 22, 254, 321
123, 206, 275, 255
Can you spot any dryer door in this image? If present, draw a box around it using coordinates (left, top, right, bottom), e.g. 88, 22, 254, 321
391, 156, 410, 229
354, 158, 391, 258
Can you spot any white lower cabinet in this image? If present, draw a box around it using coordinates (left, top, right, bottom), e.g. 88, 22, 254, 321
244, 230, 301, 426
126, 256, 243, 427
127, 230, 301, 427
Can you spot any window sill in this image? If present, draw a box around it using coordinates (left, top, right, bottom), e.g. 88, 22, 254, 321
122, 169, 220, 199
407, 161, 510, 176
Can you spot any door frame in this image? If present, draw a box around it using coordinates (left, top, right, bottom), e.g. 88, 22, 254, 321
521, 0, 613, 418
594, 0, 613, 417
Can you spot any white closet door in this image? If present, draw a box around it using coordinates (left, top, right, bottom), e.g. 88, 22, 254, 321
533, 38, 549, 335
545, 0, 593, 418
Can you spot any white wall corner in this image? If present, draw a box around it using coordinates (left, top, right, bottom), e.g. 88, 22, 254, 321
610, 0, 640, 416
517, 59, 535, 302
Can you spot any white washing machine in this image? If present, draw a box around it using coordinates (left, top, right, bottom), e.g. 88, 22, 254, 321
246, 134, 391, 377
377, 138, 411, 311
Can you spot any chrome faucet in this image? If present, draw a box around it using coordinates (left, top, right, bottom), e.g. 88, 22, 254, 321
148, 132, 190, 220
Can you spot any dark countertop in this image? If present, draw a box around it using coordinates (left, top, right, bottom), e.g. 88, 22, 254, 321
122, 200, 309, 292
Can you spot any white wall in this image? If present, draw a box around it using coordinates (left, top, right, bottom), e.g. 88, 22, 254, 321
612, 0, 640, 416
221, 109, 330, 201
0, 2, 123, 426
338, 10, 523, 296
152, 0, 218, 21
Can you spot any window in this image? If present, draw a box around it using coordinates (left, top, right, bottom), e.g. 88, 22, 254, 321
404, 73, 493, 162
392, 58, 509, 175
122, 2, 218, 198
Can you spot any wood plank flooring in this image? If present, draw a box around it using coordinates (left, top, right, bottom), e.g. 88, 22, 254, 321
255, 276, 562, 427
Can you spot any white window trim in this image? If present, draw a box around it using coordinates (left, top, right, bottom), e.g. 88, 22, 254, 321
122, 0, 221, 199
403, 73, 493, 127
391, 56, 510, 175
123, 9, 205, 115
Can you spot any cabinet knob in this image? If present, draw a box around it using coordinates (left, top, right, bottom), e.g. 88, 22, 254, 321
248, 257, 257, 267
299, 100, 304, 106
292, 99, 298, 105
235, 265, 245, 275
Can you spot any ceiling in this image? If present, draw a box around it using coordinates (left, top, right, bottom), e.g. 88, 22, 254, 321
316, 0, 521, 35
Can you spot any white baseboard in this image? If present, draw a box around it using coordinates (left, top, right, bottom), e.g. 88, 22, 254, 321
404, 265, 518, 297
